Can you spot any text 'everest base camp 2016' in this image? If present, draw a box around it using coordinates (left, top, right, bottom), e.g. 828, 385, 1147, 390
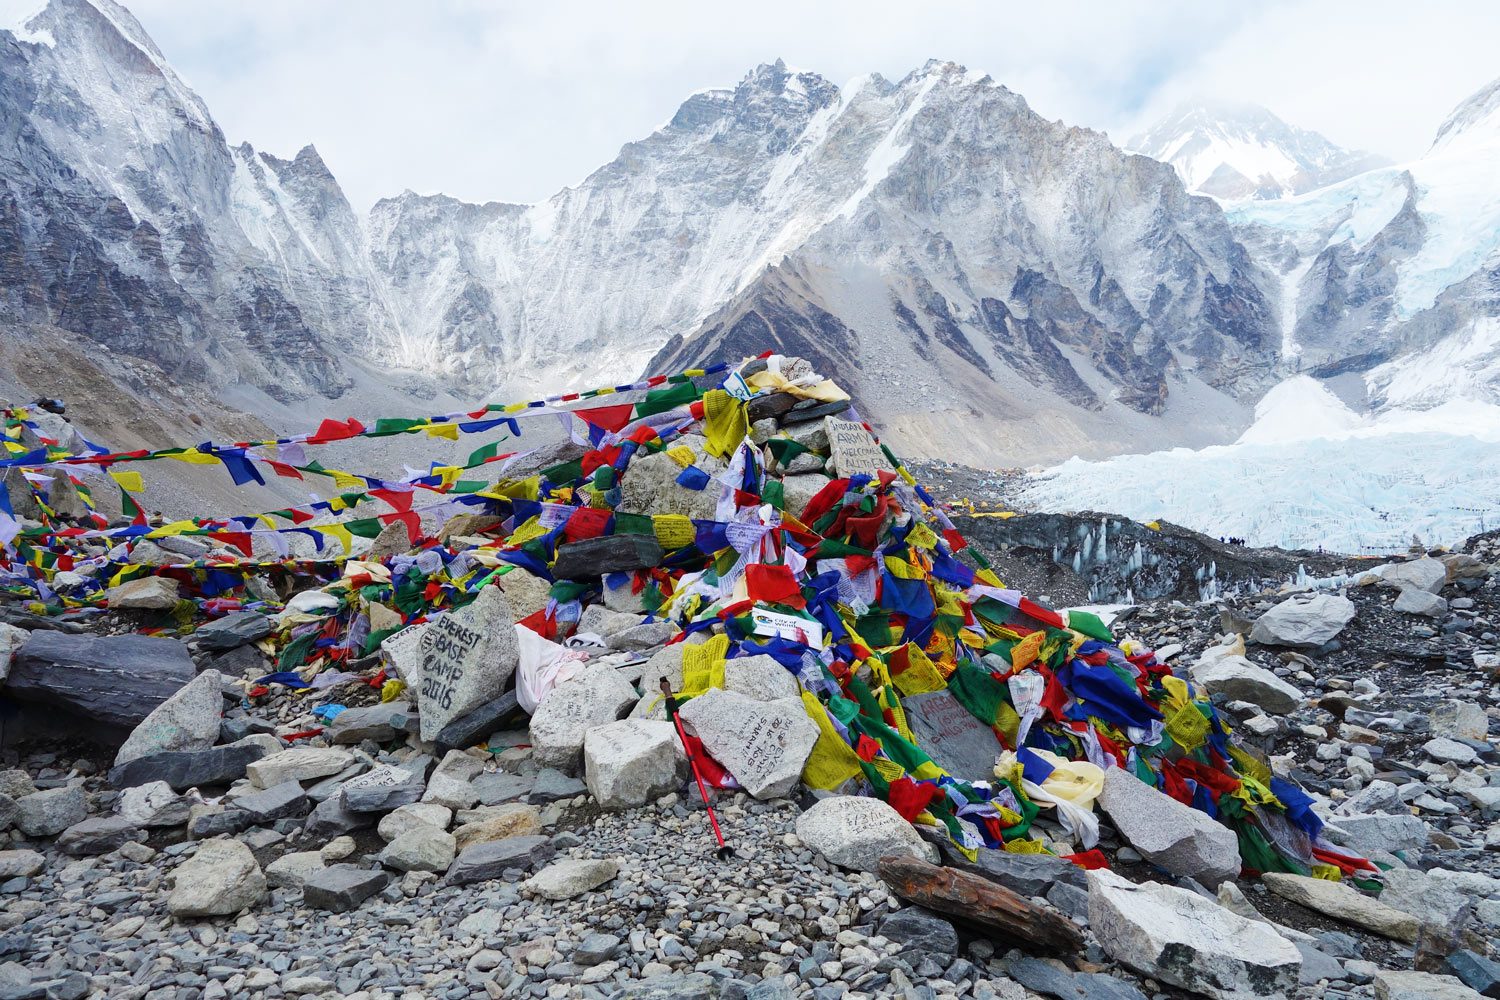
0, 4, 1499, 1000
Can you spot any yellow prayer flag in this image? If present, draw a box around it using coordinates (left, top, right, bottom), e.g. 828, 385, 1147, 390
653, 514, 695, 549
329, 470, 364, 490
799, 691, 864, 791
164, 449, 220, 465
424, 423, 459, 440
314, 524, 354, 556
109, 469, 145, 492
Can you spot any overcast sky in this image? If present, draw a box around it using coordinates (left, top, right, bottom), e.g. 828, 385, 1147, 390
127, 0, 1500, 213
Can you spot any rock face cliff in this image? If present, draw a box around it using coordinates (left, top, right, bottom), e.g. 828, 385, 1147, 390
3, 2, 1497, 465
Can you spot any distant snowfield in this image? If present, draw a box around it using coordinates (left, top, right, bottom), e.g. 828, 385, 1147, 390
1019, 376, 1500, 554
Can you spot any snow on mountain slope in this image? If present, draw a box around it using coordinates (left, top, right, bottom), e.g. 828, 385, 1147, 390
1225, 73, 1500, 417
371, 60, 1278, 464
1020, 375, 1500, 553
1129, 103, 1389, 201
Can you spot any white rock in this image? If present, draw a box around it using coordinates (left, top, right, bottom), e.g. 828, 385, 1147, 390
1087, 869, 1302, 1000
1190, 635, 1304, 714
1374, 970, 1485, 1000
379, 826, 457, 873
420, 750, 484, 810
529, 663, 638, 774
115, 669, 225, 766
723, 654, 802, 701
1374, 557, 1448, 594
378, 803, 453, 842
1429, 700, 1489, 741
1423, 738, 1478, 765
584, 718, 689, 809
245, 748, 353, 789
0, 623, 28, 683
1097, 766, 1242, 886
1393, 588, 1447, 618
116, 781, 192, 828
677, 689, 818, 799
105, 576, 181, 609
264, 852, 326, 890
167, 839, 265, 918
1249, 594, 1356, 648
520, 858, 619, 900
795, 796, 926, 873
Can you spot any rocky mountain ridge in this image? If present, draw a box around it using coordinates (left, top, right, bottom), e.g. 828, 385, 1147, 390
3, 0, 1498, 466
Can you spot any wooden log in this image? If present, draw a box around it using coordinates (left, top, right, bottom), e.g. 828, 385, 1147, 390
878, 854, 1085, 953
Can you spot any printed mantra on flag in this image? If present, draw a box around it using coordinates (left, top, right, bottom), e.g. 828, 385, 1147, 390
417, 616, 484, 711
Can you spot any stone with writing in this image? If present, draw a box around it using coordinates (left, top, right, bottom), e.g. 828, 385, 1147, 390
528, 663, 638, 775
677, 689, 818, 799
584, 718, 689, 809
381, 621, 432, 692
414, 586, 521, 742
901, 689, 1004, 782
824, 416, 893, 480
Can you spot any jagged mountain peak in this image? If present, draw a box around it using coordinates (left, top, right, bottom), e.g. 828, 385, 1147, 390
1431, 74, 1500, 154
1130, 100, 1389, 201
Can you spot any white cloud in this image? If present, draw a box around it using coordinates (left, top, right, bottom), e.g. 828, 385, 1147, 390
123, 0, 1500, 212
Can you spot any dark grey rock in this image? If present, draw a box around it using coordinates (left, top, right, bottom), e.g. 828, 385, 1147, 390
779, 398, 851, 424
302, 865, 388, 912
1446, 950, 1500, 998
325, 703, 412, 744
937, 839, 1087, 894
877, 907, 957, 958
303, 793, 376, 840
201, 643, 267, 678
107, 743, 270, 791
552, 535, 665, 580
474, 772, 533, 806
574, 933, 621, 966
218, 716, 276, 743
434, 691, 522, 752
901, 689, 1004, 783
446, 835, 554, 886
56, 816, 144, 856
194, 612, 272, 652
614, 973, 715, 1000
528, 768, 586, 803
235, 780, 309, 823
8, 632, 195, 728
1046, 881, 1090, 924
339, 764, 428, 813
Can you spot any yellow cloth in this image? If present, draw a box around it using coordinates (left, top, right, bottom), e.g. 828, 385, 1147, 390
424, 423, 459, 440
653, 515, 695, 549
1003, 837, 1050, 854
109, 469, 144, 492
702, 388, 748, 460
314, 524, 354, 556
799, 691, 865, 790
745, 371, 849, 403
1009, 631, 1046, 672
680, 634, 729, 696
665, 446, 696, 468
890, 643, 946, 697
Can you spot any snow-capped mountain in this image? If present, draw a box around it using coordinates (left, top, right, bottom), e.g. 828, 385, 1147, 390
374, 61, 1278, 465
2, 0, 1498, 469
1129, 103, 1389, 201
1227, 74, 1500, 413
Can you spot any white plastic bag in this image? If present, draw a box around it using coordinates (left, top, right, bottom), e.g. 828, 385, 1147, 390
515, 624, 588, 714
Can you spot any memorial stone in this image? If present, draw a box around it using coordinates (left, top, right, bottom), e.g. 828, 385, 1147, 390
824, 417, 893, 480
901, 689, 1003, 781
413, 586, 521, 742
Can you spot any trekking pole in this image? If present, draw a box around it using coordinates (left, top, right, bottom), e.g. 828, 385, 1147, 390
660, 678, 734, 859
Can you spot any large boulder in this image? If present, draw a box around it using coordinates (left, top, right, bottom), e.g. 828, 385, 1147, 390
1189, 635, 1304, 715
1375, 557, 1449, 594
114, 669, 224, 766
167, 839, 265, 918
104, 576, 181, 610
15, 785, 87, 837
7, 631, 195, 729
795, 795, 926, 873
1261, 872, 1421, 942
723, 654, 801, 701
529, 663, 638, 774
1097, 767, 1241, 886
584, 719, 689, 809
1249, 594, 1356, 649
108, 741, 272, 791
677, 689, 818, 799
901, 688, 1005, 781
1393, 588, 1447, 617
1088, 869, 1302, 1000
1430, 700, 1489, 741
411, 586, 521, 742
194, 612, 273, 652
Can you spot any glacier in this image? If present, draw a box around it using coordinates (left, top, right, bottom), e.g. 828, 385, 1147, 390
1019, 375, 1500, 554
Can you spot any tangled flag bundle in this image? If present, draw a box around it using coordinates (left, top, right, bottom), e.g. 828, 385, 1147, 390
0, 352, 1373, 881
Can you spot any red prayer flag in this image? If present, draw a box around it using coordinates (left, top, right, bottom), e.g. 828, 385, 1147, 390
573, 403, 635, 434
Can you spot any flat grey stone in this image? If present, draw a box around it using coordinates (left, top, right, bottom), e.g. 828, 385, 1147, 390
303, 864, 388, 912
446, 835, 554, 886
